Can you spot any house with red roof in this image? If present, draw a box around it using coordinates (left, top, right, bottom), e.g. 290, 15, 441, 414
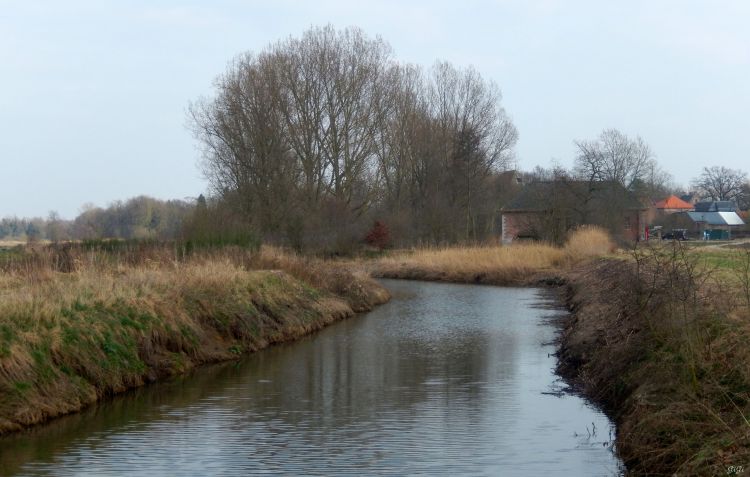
654, 195, 694, 214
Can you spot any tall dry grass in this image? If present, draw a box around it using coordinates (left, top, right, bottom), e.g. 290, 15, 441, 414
373, 226, 615, 284
561, 225, 615, 261
249, 245, 389, 311
0, 242, 388, 434
560, 242, 750, 475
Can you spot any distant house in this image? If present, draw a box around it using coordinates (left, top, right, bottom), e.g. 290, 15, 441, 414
654, 195, 694, 214
685, 201, 745, 239
501, 180, 648, 244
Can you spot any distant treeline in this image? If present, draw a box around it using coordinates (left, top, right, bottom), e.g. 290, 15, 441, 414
0, 196, 193, 242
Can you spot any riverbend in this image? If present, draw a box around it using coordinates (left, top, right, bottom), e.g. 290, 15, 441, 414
0, 279, 622, 476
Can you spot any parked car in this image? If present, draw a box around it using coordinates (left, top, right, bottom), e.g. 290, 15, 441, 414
662, 229, 688, 241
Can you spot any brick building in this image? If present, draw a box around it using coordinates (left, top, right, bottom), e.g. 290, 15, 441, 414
501, 180, 647, 244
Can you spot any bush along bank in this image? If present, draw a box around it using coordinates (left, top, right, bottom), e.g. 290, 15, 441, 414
0, 252, 389, 435
557, 244, 750, 475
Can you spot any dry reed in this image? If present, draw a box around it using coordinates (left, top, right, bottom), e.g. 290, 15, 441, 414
373, 226, 614, 284
559, 243, 750, 475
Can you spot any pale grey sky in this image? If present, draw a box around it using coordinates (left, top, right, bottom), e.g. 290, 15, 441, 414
1, 0, 748, 218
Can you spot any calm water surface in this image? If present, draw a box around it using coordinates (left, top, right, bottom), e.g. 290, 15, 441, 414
0, 280, 622, 476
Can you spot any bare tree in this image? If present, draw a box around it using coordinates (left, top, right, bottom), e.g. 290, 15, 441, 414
270, 26, 394, 213
691, 166, 748, 203
45, 210, 67, 243
189, 52, 298, 236
739, 182, 750, 210
633, 159, 674, 199
429, 62, 518, 241
574, 129, 655, 190
189, 26, 518, 249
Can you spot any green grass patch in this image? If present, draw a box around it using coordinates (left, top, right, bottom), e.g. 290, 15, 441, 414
12, 381, 31, 393
61, 324, 80, 346
99, 331, 145, 373
694, 251, 743, 270
179, 325, 199, 346
0, 324, 16, 358
30, 343, 56, 383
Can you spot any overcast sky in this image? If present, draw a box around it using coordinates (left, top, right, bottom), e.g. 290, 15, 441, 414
1, 0, 748, 218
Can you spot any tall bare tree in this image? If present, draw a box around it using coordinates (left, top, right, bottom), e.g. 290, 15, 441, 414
574, 129, 655, 190
429, 62, 518, 241
189, 26, 518, 249
691, 166, 748, 203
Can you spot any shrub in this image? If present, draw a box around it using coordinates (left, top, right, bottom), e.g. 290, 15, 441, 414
364, 221, 391, 251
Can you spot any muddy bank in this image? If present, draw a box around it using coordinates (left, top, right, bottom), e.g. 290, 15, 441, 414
557, 257, 750, 475
0, 267, 389, 435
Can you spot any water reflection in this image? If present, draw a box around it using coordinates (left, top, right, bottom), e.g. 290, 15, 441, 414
0, 280, 622, 476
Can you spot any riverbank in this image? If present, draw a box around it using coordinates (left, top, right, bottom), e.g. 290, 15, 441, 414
374, 234, 750, 475
0, 244, 389, 434
557, 248, 750, 476
0, 278, 621, 476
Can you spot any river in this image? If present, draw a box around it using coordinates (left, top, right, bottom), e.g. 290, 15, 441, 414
0, 279, 622, 476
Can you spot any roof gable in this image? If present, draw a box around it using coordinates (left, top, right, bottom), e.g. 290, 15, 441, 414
686, 211, 745, 226
655, 195, 693, 210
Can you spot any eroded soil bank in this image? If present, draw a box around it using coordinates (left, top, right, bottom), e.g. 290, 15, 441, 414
0, 265, 389, 435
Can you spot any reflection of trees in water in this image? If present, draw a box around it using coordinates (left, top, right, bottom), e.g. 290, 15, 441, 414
0, 361, 240, 474
215, 282, 526, 432
0, 282, 539, 474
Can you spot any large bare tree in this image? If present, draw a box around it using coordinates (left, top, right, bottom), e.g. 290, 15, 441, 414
574, 129, 655, 190
691, 166, 748, 203
189, 26, 518, 249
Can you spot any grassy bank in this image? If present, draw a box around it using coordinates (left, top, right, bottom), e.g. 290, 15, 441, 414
558, 245, 750, 475
0, 243, 389, 434
372, 227, 615, 285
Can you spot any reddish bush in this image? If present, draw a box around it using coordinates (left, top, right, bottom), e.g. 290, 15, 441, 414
365, 221, 391, 250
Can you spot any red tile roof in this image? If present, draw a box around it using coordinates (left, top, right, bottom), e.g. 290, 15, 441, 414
654, 195, 694, 210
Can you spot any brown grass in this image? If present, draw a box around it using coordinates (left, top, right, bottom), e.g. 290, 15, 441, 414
372, 226, 615, 285
561, 225, 616, 260
559, 243, 750, 475
250, 245, 389, 311
0, 243, 389, 434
